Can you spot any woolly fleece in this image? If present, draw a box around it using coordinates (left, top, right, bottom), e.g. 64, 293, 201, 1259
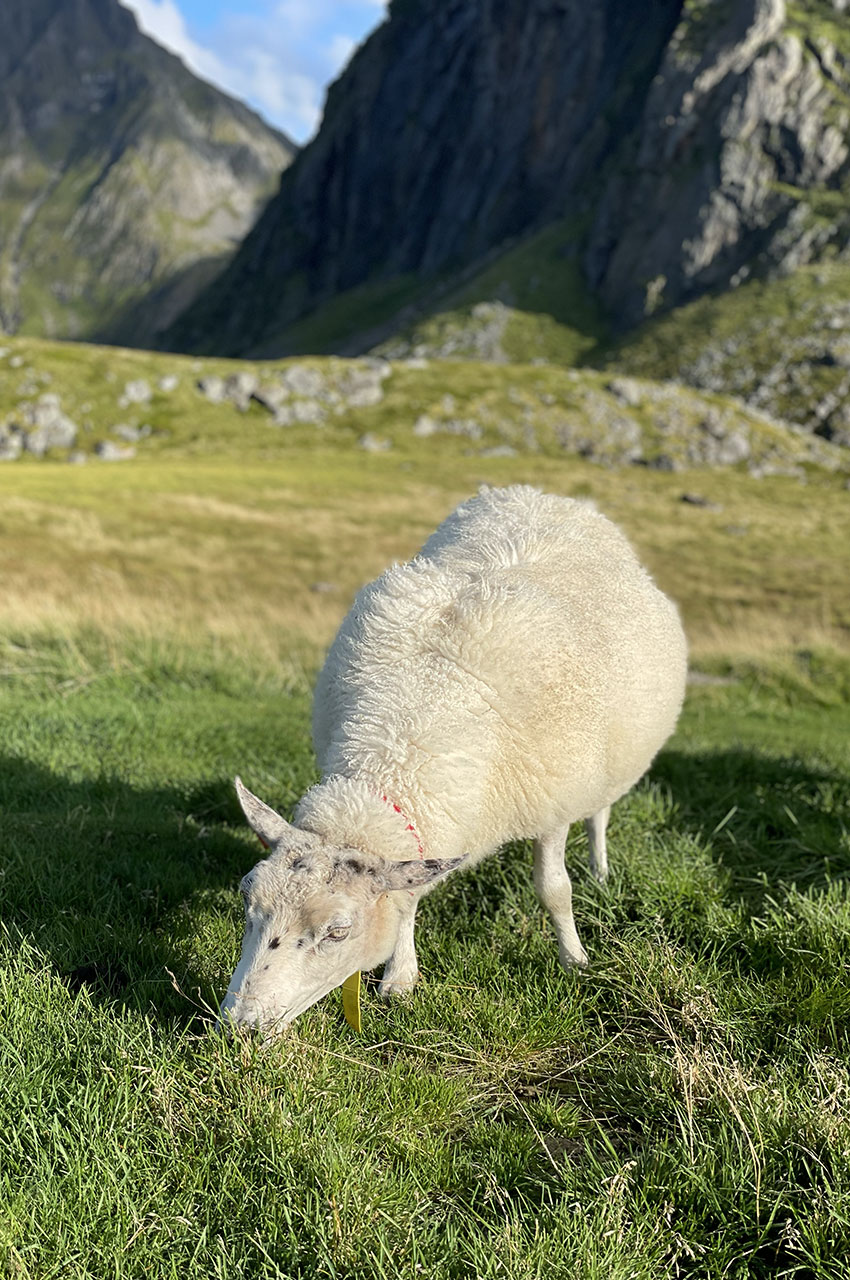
295, 485, 687, 871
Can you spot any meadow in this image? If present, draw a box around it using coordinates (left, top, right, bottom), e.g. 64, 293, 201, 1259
1, 366, 849, 1278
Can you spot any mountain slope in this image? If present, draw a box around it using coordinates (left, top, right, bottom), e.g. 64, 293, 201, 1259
0, 0, 295, 347
586, 0, 850, 326
168, 0, 684, 356
168, 0, 850, 396
606, 259, 850, 444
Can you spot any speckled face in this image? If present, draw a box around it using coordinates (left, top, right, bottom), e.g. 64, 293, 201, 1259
219, 838, 399, 1035
219, 778, 463, 1036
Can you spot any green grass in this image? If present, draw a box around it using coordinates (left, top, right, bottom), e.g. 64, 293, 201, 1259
376, 220, 609, 366
1, 632, 849, 1278
1, 333, 849, 1276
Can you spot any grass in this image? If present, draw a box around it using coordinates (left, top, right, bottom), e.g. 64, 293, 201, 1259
605, 260, 850, 430
1, 631, 849, 1277
1, 444, 848, 659
1, 334, 849, 1276
376, 220, 609, 367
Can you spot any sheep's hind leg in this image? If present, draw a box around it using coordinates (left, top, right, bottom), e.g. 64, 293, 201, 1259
585, 805, 610, 885
379, 897, 420, 997
533, 827, 588, 969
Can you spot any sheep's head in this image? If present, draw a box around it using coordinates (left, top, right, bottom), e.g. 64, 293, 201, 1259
219, 778, 459, 1035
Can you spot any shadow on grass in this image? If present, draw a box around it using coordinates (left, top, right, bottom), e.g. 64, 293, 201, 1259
2, 744, 847, 1034
653, 745, 849, 898
0, 754, 253, 1027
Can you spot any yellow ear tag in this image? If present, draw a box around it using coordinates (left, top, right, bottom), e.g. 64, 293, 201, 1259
341, 970, 362, 1032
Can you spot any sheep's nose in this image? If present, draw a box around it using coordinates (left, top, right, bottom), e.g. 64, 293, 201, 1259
215, 995, 261, 1038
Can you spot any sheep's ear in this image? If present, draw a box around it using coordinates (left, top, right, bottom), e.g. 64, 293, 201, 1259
234, 777, 293, 849
381, 857, 466, 891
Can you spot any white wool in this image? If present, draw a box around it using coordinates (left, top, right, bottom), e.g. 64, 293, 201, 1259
296, 485, 687, 870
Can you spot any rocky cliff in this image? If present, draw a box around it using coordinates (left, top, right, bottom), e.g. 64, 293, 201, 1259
588, 0, 850, 325
169, 0, 850, 374
0, 0, 295, 347
169, 0, 684, 355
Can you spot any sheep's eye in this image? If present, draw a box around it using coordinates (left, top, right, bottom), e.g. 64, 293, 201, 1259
325, 924, 351, 942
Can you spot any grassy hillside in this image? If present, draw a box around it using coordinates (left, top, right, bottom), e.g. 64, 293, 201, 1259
1, 333, 846, 472
1, 335, 849, 1276
368, 221, 609, 367
607, 261, 850, 439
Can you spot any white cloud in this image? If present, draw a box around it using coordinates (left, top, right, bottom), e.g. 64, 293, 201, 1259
121, 0, 232, 89
240, 50, 321, 137
121, 0, 389, 142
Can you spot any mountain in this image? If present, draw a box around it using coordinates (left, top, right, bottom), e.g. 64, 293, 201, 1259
0, 0, 295, 347
167, 0, 850, 441
168, 0, 685, 355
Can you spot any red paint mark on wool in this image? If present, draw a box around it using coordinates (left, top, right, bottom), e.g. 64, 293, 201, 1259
381, 794, 425, 858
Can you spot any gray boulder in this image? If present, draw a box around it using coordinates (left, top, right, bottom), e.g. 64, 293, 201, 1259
289, 399, 326, 424
112, 423, 151, 443
412, 414, 482, 440
252, 381, 290, 414
358, 432, 392, 452
20, 395, 78, 456
479, 445, 518, 457
0, 427, 22, 460
338, 360, 391, 408
606, 377, 643, 408
224, 371, 259, 410
345, 383, 385, 409
121, 379, 152, 405
283, 365, 325, 398
95, 441, 136, 461
197, 375, 227, 403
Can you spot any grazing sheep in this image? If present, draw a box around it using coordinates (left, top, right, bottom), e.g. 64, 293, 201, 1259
220, 485, 687, 1033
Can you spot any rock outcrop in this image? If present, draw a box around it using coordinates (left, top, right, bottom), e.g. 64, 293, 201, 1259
168, 0, 850, 371
587, 0, 850, 325
168, 0, 683, 355
0, 0, 295, 347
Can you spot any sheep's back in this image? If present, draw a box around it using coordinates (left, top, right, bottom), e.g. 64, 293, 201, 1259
313, 486, 686, 847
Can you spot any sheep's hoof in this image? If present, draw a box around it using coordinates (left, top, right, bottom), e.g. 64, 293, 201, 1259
559, 945, 589, 970
378, 971, 419, 999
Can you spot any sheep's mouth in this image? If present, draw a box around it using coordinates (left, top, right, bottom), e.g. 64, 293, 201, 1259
217, 977, 339, 1036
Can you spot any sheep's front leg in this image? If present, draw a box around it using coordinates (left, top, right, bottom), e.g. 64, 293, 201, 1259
533, 827, 588, 969
585, 805, 610, 884
379, 896, 420, 997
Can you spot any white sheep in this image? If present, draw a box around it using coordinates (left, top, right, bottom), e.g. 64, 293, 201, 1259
221, 485, 687, 1032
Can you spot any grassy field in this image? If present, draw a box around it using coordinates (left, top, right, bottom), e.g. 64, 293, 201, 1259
2, 408, 850, 1276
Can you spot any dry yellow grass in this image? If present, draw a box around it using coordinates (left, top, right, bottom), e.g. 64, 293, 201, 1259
1, 450, 847, 670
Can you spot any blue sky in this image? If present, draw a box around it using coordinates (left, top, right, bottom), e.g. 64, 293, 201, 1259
120, 0, 388, 143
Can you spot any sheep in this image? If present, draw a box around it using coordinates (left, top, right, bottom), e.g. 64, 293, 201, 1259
220, 484, 687, 1033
